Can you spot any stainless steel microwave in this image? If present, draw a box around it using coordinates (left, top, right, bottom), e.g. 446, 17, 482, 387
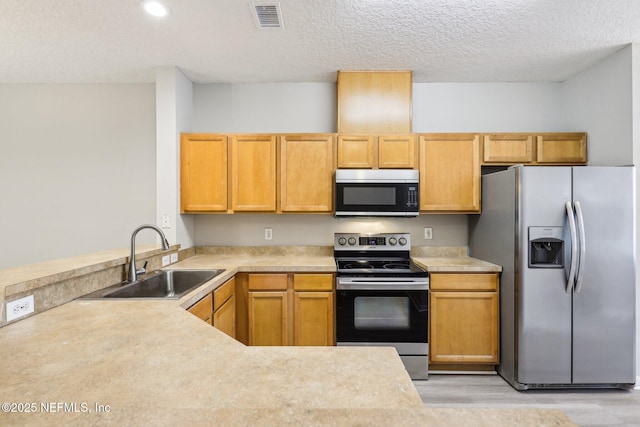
334, 169, 419, 217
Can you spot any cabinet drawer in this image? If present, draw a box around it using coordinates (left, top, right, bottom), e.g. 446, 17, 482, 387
214, 277, 235, 311
293, 274, 334, 291
188, 293, 213, 322
430, 273, 498, 291
248, 273, 288, 291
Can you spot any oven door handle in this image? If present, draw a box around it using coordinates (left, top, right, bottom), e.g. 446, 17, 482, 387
336, 281, 429, 291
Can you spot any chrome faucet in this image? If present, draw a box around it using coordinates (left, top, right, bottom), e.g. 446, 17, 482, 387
128, 224, 170, 283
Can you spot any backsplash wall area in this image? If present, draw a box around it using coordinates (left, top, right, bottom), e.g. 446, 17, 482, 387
193, 214, 467, 248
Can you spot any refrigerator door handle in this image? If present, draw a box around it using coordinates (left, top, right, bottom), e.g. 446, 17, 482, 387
574, 200, 587, 293
565, 201, 578, 293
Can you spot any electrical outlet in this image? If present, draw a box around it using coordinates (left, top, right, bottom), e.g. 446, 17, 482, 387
170, 253, 178, 263
162, 255, 171, 266
265, 227, 273, 240
424, 227, 433, 240
6, 295, 34, 322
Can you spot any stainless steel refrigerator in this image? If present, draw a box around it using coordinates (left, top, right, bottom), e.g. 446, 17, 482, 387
469, 165, 636, 390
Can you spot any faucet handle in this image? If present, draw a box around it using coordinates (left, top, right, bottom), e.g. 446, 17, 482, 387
135, 260, 148, 277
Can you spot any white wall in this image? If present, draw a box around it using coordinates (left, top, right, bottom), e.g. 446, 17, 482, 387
194, 214, 467, 248
193, 83, 336, 133
0, 84, 156, 269
561, 46, 634, 165
156, 67, 194, 249
413, 83, 563, 132
190, 81, 563, 247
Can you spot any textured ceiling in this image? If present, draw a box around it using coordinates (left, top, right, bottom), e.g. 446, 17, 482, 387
2, 0, 640, 84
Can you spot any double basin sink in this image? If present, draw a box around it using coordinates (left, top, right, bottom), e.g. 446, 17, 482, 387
81, 269, 224, 299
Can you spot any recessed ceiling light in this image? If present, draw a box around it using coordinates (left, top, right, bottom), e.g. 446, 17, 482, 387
141, 0, 171, 18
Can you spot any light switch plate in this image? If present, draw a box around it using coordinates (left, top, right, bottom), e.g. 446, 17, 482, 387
265, 228, 273, 240
170, 253, 178, 263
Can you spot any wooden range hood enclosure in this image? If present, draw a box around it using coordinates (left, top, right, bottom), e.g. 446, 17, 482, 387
337, 71, 412, 133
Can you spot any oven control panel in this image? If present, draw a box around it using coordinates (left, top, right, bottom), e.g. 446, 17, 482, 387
334, 233, 410, 250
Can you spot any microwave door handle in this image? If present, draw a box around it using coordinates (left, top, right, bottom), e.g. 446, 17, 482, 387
565, 201, 578, 293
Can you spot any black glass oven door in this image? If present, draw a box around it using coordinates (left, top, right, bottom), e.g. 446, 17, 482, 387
336, 289, 428, 343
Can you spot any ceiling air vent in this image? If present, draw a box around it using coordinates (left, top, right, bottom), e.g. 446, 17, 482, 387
251, 2, 284, 29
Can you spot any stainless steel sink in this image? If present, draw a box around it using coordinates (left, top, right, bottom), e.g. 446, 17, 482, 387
82, 269, 224, 299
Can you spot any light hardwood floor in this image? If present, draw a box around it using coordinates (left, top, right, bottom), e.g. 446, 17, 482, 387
414, 374, 640, 427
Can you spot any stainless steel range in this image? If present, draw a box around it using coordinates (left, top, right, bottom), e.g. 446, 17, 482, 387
334, 232, 429, 380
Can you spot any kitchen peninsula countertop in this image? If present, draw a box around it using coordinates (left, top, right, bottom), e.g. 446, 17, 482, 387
2, 250, 576, 425
0, 298, 574, 426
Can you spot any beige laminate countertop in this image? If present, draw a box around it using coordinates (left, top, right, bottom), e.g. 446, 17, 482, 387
413, 256, 503, 273
0, 253, 573, 426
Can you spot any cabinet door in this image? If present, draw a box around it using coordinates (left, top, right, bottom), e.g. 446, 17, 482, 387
280, 134, 335, 212
419, 134, 480, 212
214, 277, 235, 311
294, 292, 334, 346
430, 291, 499, 364
248, 291, 288, 346
337, 71, 412, 133
213, 294, 236, 339
180, 134, 228, 212
482, 134, 534, 165
378, 134, 416, 168
337, 135, 375, 168
230, 135, 277, 211
536, 133, 587, 164
187, 293, 213, 325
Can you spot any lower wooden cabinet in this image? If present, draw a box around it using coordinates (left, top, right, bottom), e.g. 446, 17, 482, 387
187, 292, 213, 324
429, 273, 499, 366
213, 277, 236, 339
247, 273, 335, 346
186, 277, 236, 340
248, 291, 288, 345
293, 275, 334, 346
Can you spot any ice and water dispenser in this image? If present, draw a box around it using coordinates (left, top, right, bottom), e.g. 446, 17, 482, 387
528, 226, 564, 268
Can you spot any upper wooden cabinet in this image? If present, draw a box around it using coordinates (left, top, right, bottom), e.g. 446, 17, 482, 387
419, 133, 481, 213
280, 134, 335, 213
337, 135, 375, 168
337, 71, 412, 133
482, 132, 587, 165
230, 134, 277, 212
536, 133, 587, 164
180, 134, 228, 213
337, 134, 416, 169
482, 134, 534, 164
